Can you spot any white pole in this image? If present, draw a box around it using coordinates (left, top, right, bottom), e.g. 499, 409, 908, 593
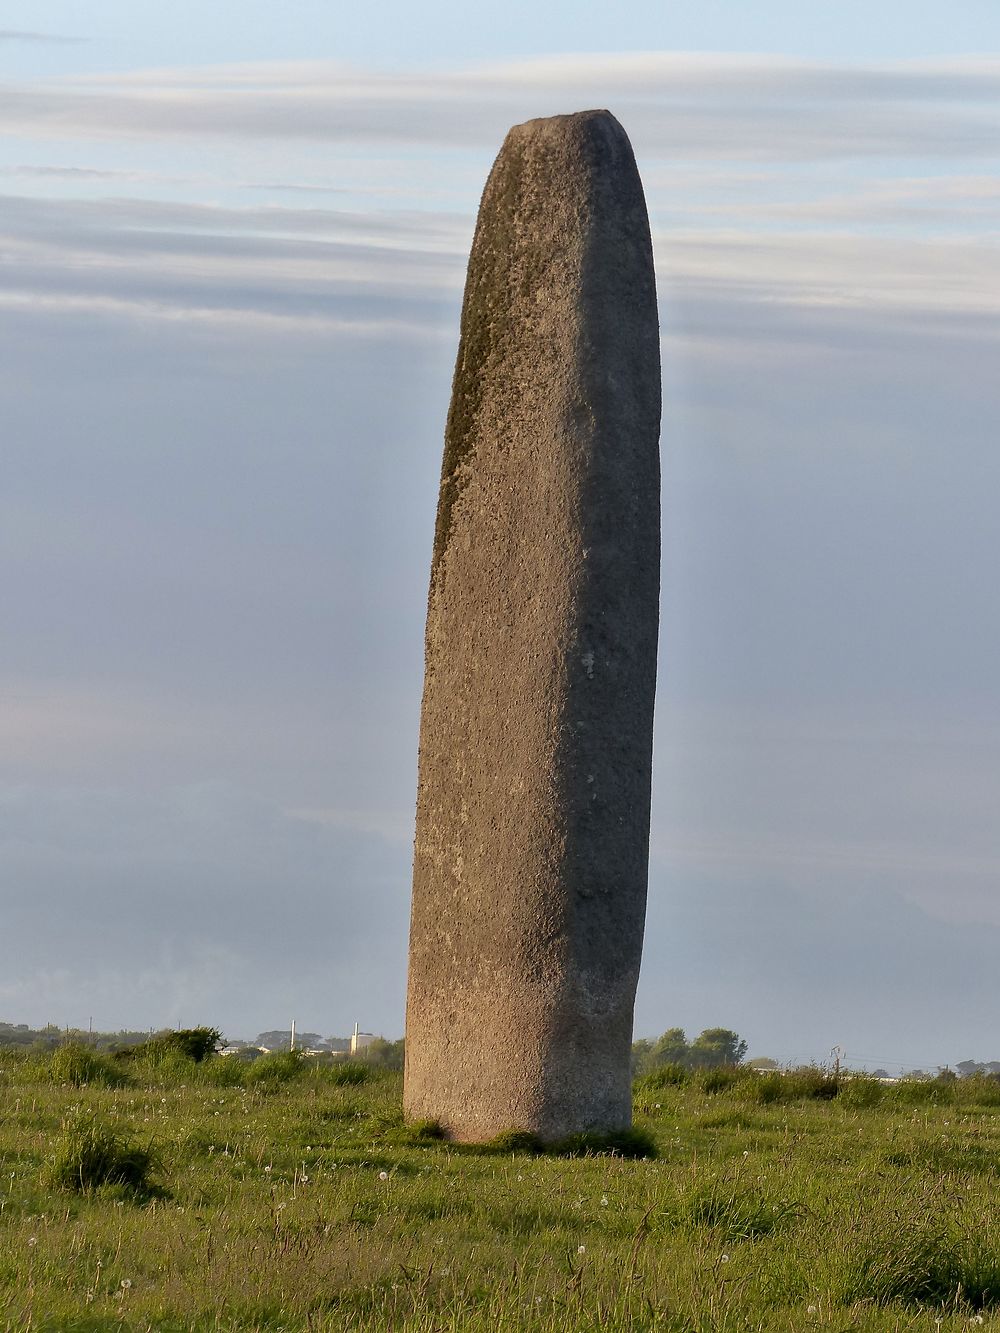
290, 1019, 296, 1052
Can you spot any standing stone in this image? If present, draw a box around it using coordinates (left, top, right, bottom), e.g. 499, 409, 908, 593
405, 110, 660, 1143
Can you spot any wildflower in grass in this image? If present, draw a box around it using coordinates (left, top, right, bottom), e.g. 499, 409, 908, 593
120, 1279, 132, 1290
379, 1170, 389, 1180
601, 1195, 609, 1206
577, 1245, 586, 1254
27, 1237, 37, 1248
807, 1305, 817, 1315
263, 1165, 272, 1174
720, 1254, 730, 1264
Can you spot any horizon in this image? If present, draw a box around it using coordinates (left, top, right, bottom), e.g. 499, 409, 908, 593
2, 1015, 995, 1079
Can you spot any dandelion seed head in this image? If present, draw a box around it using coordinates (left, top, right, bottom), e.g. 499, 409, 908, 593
379, 1170, 389, 1181
577, 1245, 586, 1254
720, 1253, 730, 1264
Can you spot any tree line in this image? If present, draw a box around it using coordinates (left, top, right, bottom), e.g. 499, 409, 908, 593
631, 1027, 749, 1074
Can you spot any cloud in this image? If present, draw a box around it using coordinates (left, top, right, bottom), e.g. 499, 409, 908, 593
0, 164, 182, 183
1, 53, 999, 160
0, 192, 470, 336
1, 187, 998, 344
0, 29, 83, 45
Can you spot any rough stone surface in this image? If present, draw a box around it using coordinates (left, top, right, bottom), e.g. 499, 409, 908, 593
404, 109, 661, 1143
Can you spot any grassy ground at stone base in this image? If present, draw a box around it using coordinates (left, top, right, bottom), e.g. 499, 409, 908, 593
4, 1048, 1000, 1331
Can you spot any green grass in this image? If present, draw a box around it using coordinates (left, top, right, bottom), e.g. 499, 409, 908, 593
5, 1052, 1000, 1330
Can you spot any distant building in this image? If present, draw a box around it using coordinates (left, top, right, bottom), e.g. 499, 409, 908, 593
350, 1022, 376, 1056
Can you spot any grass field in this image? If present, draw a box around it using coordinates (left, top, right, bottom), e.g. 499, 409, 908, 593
3, 1047, 1000, 1331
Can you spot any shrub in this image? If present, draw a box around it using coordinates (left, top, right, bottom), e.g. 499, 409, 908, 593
736, 1066, 839, 1104
635, 1063, 689, 1092
44, 1111, 156, 1195
198, 1055, 250, 1087
698, 1067, 741, 1095
247, 1050, 305, 1087
115, 1027, 221, 1066
48, 1044, 131, 1089
951, 1074, 1000, 1109
743, 1071, 786, 1104
838, 1075, 885, 1109
320, 1061, 374, 1087
360, 1038, 405, 1071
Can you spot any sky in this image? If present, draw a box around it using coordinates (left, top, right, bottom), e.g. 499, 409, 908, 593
2, 3, 1000, 1071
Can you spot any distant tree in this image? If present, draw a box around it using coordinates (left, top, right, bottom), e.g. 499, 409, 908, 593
687, 1028, 748, 1069
256, 1030, 296, 1051
746, 1056, 778, 1070
956, 1060, 983, 1079
291, 1032, 324, 1050
362, 1038, 404, 1070
650, 1028, 689, 1068
631, 1038, 654, 1075
635, 1027, 749, 1073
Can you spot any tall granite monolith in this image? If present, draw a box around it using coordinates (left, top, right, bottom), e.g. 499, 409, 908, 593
404, 109, 660, 1143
